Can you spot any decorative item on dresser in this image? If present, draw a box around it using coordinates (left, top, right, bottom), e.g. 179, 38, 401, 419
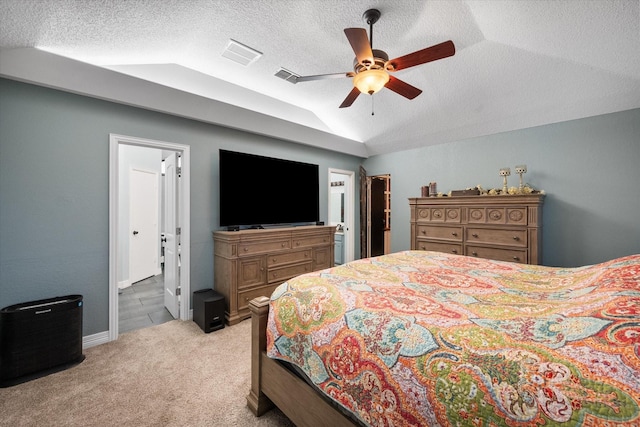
409, 194, 544, 264
212, 225, 335, 325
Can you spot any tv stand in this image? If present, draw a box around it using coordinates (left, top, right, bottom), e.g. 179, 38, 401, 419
213, 225, 335, 325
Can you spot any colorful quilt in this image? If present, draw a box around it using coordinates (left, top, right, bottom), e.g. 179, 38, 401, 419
266, 251, 640, 426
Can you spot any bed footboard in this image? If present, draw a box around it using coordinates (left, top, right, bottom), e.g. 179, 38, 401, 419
246, 296, 356, 427
246, 296, 274, 416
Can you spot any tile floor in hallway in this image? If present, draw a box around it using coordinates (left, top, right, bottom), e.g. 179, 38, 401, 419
118, 274, 174, 334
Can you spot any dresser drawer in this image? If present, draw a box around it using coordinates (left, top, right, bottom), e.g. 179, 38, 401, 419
293, 234, 332, 248
466, 245, 527, 263
416, 207, 462, 223
468, 207, 528, 225
237, 284, 280, 313
466, 228, 527, 247
267, 249, 311, 267
416, 225, 463, 242
416, 240, 462, 255
268, 262, 312, 284
239, 239, 290, 256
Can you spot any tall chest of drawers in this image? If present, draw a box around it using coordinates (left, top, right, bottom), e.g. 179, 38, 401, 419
409, 195, 544, 264
213, 226, 335, 325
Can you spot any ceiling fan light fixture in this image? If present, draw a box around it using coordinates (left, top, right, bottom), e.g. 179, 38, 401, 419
353, 69, 389, 95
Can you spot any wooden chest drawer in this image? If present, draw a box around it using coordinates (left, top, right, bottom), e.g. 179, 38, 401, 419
467, 245, 527, 263
267, 250, 311, 267
415, 240, 462, 255
416, 225, 463, 242
416, 207, 462, 223
268, 262, 312, 284
468, 207, 528, 225
237, 284, 280, 313
239, 239, 290, 256
466, 228, 527, 247
293, 234, 332, 248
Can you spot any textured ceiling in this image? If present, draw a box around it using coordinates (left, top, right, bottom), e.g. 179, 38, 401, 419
1, 0, 639, 157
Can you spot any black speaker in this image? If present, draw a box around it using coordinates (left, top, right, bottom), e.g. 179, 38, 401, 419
193, 289, 225, 333
0, 295, 85, 387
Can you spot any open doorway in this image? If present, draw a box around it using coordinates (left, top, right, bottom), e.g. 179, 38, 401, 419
328, 169, 355, 265
108, 134, 191, 342
361, 173, 391, 258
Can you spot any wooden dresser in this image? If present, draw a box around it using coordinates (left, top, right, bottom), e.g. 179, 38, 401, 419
409, 195, 544, 264
213, 226, 335, 325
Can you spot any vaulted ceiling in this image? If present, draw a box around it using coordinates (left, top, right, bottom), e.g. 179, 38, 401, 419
1, 0, 639, 157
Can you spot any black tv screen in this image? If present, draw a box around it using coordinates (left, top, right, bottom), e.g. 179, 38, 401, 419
219, 150, 320, 227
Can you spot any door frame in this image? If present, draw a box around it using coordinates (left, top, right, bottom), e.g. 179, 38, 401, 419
109, 134, 191, 341
328, 168, 355, 263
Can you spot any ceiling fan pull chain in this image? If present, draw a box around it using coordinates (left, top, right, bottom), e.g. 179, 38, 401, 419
371, 95, 375, 116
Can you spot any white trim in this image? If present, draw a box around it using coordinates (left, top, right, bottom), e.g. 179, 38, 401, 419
328, 168, 356, 263
109, 134, 191, 343
83, 331, 110, 349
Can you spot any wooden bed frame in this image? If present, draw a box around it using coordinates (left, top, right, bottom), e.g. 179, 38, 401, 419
246, 296, 357, 426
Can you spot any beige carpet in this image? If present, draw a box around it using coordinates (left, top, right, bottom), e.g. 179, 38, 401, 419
0, 319, 295, 426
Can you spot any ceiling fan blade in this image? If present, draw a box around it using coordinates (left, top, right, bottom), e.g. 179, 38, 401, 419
344, 28, 374, 66
295, 72, 354, 83
385, 75, 422, 100
386, 40, 455, 72
339, 87, 361, 108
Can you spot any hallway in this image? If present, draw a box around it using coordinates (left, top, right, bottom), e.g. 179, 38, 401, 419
118, 274, 174, 333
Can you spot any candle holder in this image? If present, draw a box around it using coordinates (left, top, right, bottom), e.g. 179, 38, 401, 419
499, 168, 511, 194
515, 165, 527, 191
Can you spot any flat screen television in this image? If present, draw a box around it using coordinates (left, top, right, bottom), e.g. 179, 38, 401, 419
219, 149, 320, 228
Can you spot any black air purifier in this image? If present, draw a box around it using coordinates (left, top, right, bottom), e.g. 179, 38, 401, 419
0, 294, 85, 387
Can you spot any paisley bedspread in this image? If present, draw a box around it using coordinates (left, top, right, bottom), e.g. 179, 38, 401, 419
265, 251, 640, 426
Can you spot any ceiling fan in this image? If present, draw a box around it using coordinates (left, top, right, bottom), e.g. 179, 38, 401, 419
292, 9, 455, 108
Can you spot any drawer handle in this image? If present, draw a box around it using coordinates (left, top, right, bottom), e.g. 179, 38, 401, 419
472, 233, 479, 238
243, 247, 249, 252
451, 249, 458, 254
421, 230, 426, 234
281, 243, 285, 247
451, 232, 457, 236
296, 242, 300, 246
513, 236, 520, 241
272, 258, 277, 262
512, 256, 520, 261
472, 251, 478, 256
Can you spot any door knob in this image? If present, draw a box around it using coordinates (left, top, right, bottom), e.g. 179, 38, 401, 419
132, 230, 139, 235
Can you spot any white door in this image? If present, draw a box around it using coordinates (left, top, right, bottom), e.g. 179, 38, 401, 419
129, 168, 159, 284
163, 153, 180, 318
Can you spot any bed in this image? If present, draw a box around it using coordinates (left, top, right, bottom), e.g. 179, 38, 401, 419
247, 250, 640, 426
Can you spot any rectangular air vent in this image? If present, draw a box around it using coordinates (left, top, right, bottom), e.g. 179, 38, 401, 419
221, 39, 262, 66
274, 67, 300, 84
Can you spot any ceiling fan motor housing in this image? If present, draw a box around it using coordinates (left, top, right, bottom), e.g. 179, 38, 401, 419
353, 49, 389, 73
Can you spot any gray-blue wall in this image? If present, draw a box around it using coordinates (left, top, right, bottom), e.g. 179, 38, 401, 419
0, 78, 362, 335
363, 108, 640, 267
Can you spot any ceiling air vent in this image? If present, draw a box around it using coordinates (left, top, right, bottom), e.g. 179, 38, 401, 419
274, 67, 300, 84
221, 39, 262, 66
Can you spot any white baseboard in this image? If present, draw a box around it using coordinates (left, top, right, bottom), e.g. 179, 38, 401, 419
83, 331, 110, 349
118, 279, 131, 290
